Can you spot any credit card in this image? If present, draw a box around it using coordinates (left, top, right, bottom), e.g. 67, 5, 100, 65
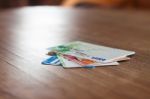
48, 41, 135, 63
41, 55, 61, 65
57, 54, 119, 68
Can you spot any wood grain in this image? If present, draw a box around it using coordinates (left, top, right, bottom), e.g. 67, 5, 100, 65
0, 6, 150, 99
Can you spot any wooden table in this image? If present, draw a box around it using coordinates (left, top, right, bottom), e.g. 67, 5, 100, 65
0, 6, 150, 99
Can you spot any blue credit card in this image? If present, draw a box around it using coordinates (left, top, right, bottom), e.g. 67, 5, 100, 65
41, 55, 61, 65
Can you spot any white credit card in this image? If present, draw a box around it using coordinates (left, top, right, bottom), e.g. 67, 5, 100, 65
57, 54, 119, 68
48, 41, 135, 63
56, 54, 81, 68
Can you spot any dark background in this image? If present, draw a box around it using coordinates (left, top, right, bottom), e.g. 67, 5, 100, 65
0, 0, 150, 10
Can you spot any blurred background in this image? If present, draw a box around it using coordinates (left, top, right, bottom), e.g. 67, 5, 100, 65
0, 0, 150, 10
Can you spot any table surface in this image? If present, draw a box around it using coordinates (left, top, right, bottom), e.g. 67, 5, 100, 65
0, 6, 150, 99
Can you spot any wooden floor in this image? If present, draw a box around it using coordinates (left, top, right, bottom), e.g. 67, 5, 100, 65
0, 6, 150, 99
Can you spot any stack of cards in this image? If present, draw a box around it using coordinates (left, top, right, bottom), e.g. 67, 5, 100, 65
42, 41, 135, 68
